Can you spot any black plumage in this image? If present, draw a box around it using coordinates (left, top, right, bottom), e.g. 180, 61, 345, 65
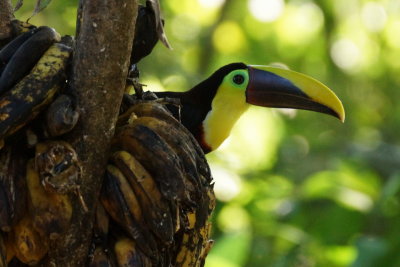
155, 63, 247, 142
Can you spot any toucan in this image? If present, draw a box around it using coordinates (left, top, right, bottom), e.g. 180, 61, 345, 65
156, 63, 345, 153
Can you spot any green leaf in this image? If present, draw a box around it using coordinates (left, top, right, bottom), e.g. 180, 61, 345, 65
351, 237, 388, 267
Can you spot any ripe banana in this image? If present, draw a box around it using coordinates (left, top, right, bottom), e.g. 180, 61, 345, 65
0, 144, 28, 232
11, 215, 48, 265
100, 165, 157, 259
114, 237, 152, 267
0, 26, 61, 94
26, 159, 72, 240
111, 150, 174, 244
0, 41, 72, 142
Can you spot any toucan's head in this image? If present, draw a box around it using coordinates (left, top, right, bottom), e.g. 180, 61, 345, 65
189, 62, 345, 152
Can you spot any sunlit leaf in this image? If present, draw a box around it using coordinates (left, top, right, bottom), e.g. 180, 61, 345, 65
324, 245, 356, 266
300, 167, 379, 213
207, 231, 251, 267
217, 205, 250, 232
212, 21, 246, 54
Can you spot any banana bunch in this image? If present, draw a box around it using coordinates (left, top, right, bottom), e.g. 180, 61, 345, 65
0, 22, 80, 265
0, 23, 76, 146
94, 99, 215, 267
0, 144, 77, 266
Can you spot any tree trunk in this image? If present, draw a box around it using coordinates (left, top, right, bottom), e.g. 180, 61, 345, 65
42, 0, 138, 265
0, 0, 14, 45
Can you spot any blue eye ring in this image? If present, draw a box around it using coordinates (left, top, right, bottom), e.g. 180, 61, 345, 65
233, 74, 245, 85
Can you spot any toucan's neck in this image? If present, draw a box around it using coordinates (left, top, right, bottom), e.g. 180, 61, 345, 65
201, 82, 250, 151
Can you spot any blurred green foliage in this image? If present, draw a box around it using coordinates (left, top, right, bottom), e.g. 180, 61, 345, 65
13, 0, 400, 266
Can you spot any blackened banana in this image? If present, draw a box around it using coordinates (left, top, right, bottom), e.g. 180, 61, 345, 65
0, 26, 61, 94
129, 102, 213, 185
0, 28, 38, 69
94, 203, 110, 244
26, 159, 73, 240
44, 94, 79, 137
0, 145, 28, 232
107, 165, 142, 226
112, 151, 174, 244
112, 100, 217, 266
132, 117, 201, 188
0, 233, 6, 267
113, 123, 188, 203
100, 165, 158, 259
0, 185, 11, 233
174, 222, 213, 267
129, 116, 217, 231
4, 233, 15, 264
0, 42, 71, 141
88, 245, 116, 267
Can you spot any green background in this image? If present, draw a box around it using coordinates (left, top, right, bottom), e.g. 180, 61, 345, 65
14, 0, 400, 266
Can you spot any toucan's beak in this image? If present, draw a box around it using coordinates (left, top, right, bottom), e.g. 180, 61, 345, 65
246, 66, 345, 122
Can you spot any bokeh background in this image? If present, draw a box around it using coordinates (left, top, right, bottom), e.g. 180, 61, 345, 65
14, 0, 400, 266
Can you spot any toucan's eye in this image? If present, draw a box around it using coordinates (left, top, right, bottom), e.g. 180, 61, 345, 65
233, 74, 245, 85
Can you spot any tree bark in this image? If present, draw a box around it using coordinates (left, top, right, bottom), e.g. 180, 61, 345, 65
43, 0, 138, 265
0, 0, 14, 43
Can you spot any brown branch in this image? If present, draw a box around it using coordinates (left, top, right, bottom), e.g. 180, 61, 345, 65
44, 0, 138, 265
0, 0, 14, 43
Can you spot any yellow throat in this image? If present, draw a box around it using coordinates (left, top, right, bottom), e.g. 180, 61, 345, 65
202, 81, 250, 151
